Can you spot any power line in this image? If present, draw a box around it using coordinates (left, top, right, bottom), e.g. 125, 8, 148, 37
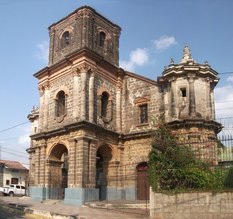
1, 149, 28, 159
0, 137, 21, 141
218, 72, 233, 75
1, 146, 28, 156
0, 121, 29, 134
216, 107, 233, 111
216, 100, 233, 104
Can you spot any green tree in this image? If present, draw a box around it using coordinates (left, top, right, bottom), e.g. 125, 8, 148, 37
148, 118, 223, 192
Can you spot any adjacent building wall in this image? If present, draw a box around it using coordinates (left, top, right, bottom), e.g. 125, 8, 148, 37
150, 191, 233, 219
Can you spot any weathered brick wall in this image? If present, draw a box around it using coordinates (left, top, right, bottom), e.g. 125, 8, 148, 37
47, 72, 75, 130
122, 75, 162, 134
94, 74, 117, 130
150, 191, 233, 219
172, 126, 218, 164
122, 137, 152, 185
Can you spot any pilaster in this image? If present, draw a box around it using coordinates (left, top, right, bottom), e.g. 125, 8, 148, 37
80, 65, 88, 120
38, 86, 44, 132
116, 82, 122, 132
39, 144, 47, 186
43, 83, 50, 130
89, 72, 95, 123
68, 138, 77, 187
75, 138, 85, 187
188, 74, 196, 116
72, 67, 80, 120
34, 146, 40, 185
170, 78, 177, 119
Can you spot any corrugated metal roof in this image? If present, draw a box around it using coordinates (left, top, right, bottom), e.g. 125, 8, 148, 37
0, 160, 28, 170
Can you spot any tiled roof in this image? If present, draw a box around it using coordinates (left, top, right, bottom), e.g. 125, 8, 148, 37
0, 160, 28, 170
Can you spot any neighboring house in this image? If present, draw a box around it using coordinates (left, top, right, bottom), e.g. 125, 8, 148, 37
27, 6, 222, 205
0, 160, 28, 187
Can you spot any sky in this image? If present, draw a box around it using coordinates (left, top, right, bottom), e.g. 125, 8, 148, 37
0, 0, 233, 167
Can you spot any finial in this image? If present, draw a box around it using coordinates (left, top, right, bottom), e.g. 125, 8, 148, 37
180, 44, 195, 64
170, 57, 174, 64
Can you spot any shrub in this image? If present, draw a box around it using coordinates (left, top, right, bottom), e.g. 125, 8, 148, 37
224, 167, 233, 188
148, 119, 224, 192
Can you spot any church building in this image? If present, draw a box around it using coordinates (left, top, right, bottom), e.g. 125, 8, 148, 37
27, 6, 222, 205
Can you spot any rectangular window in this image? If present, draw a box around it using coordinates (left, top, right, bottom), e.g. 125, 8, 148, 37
6, 180, 10, 185
180, 88, 187, 97
139, 104, 148, 124
11, 178, 19, 184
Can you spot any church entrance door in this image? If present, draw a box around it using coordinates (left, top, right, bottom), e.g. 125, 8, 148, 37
48, 144, 68, 199
137, 162, 149, 200
96, 145, 112, 201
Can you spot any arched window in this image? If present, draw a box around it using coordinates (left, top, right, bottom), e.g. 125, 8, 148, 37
61, 31, 70, 48
101, 92, 109, 117
56, 91, 66, 117
99, 31, 106, 47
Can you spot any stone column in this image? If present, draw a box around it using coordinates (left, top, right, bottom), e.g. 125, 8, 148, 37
89, 140, 97, 187
188, 75, 196, 116
72, 68, 80, 120
80, 67, 87, 120
34, 147, 40, 185
170, 78, 177, 119
210, 84, 215, 119
48, 28, 55, 66
116, 86, 122, 132
164, 86, 170, 121
75, 138, 85, 187
38, 86, 44, 132
68, 138, 77, 187
39, 144, 46, 186
89, 72, 95, 123
43, 83, 50, 130
205, 78, 211, 118
81, 138, 90, 187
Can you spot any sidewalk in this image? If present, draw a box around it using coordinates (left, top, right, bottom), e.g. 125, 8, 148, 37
0, 196, 150, 219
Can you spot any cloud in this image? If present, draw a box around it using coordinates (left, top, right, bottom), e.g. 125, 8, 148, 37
215, 84, 233, 118
120, 48, 149, 71
227, 76, 233, 82
18, 134, 30, 146
153, 36, 177, 51
35, 41, 49, 63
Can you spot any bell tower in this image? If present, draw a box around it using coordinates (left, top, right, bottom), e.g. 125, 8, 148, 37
159, 45, 222, 164
48, 6, 121, 67
160, 45, 219, 122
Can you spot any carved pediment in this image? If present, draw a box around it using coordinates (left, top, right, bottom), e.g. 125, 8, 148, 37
134, 96, 150, 105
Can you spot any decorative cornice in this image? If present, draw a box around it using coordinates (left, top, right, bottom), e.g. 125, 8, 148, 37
167, 119, 223, 134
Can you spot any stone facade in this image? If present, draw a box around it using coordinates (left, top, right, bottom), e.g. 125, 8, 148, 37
27, 6, 222, 205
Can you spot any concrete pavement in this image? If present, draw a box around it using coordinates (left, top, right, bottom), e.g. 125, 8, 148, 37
0, 196, 150, 219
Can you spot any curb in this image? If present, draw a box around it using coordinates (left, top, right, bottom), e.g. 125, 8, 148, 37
25, 207, 80, 219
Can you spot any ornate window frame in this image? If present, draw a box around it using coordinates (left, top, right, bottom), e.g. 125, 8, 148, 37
54, 86, 69, 123
97, 87, 113, 128
134, 96, 150, 125
59, 27, 74, 49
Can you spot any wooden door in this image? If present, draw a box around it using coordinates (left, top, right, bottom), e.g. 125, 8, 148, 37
137, 163, 149, 200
